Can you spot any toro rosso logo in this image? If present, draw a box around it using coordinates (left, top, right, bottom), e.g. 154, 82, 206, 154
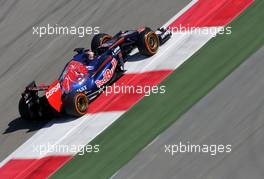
61, 61, 88, 92
95, 59, 117, 88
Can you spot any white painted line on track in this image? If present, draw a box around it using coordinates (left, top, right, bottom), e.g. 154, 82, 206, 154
162, 0, 198, 28
0, 1, 220, 169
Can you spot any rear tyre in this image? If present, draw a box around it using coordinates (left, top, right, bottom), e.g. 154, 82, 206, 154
63, 93, 89, 117
19, 98, 38, 120
91, 33, 112, 52
137, 28, 159, 56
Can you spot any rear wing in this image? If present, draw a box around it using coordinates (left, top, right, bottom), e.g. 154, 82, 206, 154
23, 81, 48, 92
21, 80, 62, 112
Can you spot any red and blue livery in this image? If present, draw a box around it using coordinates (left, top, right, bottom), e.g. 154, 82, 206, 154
19, 27, 171, 119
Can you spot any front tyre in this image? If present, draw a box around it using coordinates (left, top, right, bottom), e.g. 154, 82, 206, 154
63, 93, 89, 117
137, 28, 159, 57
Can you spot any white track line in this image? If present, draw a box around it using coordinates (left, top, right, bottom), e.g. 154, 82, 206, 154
0, 28, 220, 167
162, 0, 198, 28
0, 0, 220, 168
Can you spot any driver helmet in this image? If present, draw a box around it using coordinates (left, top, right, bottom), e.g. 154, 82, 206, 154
87, 49, 95, 60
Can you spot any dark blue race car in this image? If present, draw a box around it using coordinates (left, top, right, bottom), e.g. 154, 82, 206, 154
19, 27, 171, 119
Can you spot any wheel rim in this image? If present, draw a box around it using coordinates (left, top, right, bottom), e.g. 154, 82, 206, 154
146, 32, 158, 53
76, 94, 88, 114
101, 35, 112, 45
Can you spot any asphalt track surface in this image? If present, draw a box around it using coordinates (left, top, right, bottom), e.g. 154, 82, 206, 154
113, 47, 264, 179
0, 0, 191, 162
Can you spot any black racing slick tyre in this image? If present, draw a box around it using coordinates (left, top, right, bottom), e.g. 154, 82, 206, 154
91, 33, 112, 52
63, 93, 89, 117
19, 97, 39, 120
19, 98, 31, 120
137, 28, 159, 57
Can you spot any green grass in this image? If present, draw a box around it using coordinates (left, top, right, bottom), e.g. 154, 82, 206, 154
51, 1, 264, 178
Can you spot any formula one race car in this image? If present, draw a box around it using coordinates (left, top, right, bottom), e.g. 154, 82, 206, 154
19, 27, 171, 119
